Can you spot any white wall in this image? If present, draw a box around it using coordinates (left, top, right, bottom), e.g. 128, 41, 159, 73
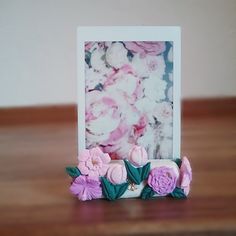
0, 0, 236, 107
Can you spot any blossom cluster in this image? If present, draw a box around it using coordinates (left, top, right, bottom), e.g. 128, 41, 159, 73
68, 147, 192, 201
85, 41, 173, 159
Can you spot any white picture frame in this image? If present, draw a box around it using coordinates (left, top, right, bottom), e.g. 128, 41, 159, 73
77, 26, 181, 162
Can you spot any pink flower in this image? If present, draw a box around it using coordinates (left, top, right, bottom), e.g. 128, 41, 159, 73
78, 147, 111, 177
103, 121, 129, 146
148, 166, 177, 196
128, 145, 148, 167
178, 157, 192, 195
85, 91, 121, 139
124, 41, 166, 57
133, 115, 147, 139
70, 175, 102, 201
85, 42, 94, 51
106, 163, 127, 184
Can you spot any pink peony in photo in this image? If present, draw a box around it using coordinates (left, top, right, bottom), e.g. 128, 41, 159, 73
85, 41, 173, 160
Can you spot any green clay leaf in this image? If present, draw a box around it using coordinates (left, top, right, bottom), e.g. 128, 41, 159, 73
170, 187, 187, 199
124, 160, 141, 184
101, 177, 116, 200
115, 182, 129, 199
65, 166, 81, 178
173, 158, 182, 168
140, 184, 155, 200
101, 177, 129, 201
140, 162, 151, 181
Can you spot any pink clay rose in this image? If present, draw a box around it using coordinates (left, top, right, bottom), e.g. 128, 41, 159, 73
148, 166, 177, 196
124, 41, 166, 57
128, 145, 148, 167
78, 147, 111, 177
178, 156, 192, 195
106, 163, 127, 184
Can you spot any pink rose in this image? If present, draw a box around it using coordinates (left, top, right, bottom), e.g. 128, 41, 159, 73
128, 145, 148, 167
124, 41, 166, 57
78, 147, 111, 177
106, 163, 127, 184
148, 166, 177, 196
178, 156, 192, 195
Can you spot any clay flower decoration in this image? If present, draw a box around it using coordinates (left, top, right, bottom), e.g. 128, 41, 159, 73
128, 145, 148, 167
106, 163, 127, 184
70, 175, 102, 201
124, 41, 166, 57
124, 145, 151, 185
148, 167, 177, 196
78, 147, 111, 177
178, 156, 192, 195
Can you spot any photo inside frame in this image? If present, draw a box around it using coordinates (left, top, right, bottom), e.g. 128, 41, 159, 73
84, 41, 173, 160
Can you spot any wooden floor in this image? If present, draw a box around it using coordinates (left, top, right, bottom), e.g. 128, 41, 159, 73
0, 112, 236, 235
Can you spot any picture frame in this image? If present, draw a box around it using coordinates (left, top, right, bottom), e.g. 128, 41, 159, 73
77, 26, 181, 159
70, 26, 187, 200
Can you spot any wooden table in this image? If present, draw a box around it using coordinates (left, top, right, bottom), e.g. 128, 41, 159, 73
0, 113, 236, 235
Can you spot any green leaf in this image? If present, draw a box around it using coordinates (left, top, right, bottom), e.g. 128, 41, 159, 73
170, 187, 187, 199
94, 83, 103, 91
140, 185, 155, 200
85, 51, 91, 67
100, 54, 106, 61
115, 182, 129, 199
124, 160, 141, 184
124, 160, 151, 185
173, 158, 182, 168
140, 162, 151, 181
101, 177, 129, 201
65, 166, 81, 178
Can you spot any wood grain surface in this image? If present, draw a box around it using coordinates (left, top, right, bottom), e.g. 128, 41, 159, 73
0, 102, 236, 235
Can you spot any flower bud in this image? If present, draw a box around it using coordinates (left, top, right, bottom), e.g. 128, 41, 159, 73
128, 145, 148, 167
106, 163, 127, 184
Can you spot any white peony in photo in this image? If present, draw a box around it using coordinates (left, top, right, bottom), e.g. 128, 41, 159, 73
84, 41, 174, 160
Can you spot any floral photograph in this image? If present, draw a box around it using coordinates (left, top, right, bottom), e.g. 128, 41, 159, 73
84, 41, 173, 160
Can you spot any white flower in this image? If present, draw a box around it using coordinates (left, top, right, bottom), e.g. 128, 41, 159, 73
158, 138, 173, 159
104, 68, 140, 126
167, 86, 173, 102
153, 102, 173, 124
114, 141, 134, 159
86, 91, 121, 136
137, 125, 158, 159
90, 48, 112, 75
105, 73, 137, 98
143, 75, 167, 102
158, 123, 173, 138
135, 97, 157, 122
132, 54, 166, 78
106, 89, 140, 126
106, 42, 129, 69
85, 68, 107, 91
86, 132, 110, 148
